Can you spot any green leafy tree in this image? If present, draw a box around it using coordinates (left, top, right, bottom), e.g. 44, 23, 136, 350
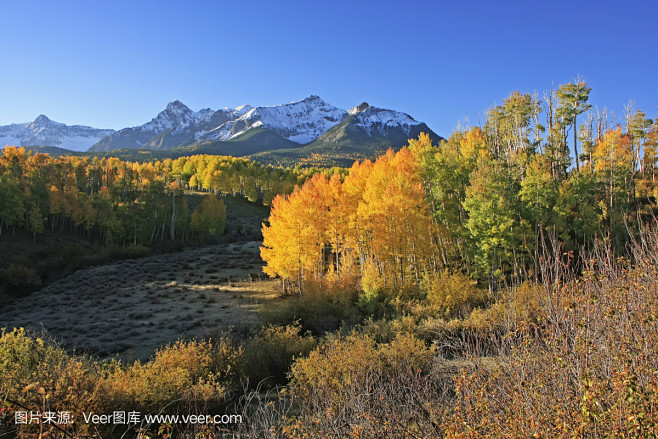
463, 158, 522, 289
626, 109, 652, 173
191, 194, 227, 238
519, 155, 558, 230
0, 173, 25, 235
557, 78, 592, 171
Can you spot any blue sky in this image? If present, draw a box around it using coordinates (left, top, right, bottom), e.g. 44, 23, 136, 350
1, 0, 656, 137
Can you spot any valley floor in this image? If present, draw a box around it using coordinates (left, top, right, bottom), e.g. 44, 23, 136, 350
0, 241, 277, 360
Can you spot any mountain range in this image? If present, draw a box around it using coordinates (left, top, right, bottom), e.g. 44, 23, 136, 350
0, 115, 114, 152
1, 96, 442, 166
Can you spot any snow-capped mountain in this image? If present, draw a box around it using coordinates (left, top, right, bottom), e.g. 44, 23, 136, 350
0, 115, 115, 152
91, 101, 254, 151
89, 95, 438, 154
347, 102, 429, 137
199, 95, 347, 144
250, 102, 443, 167
307, 102, 439, 150
2, 96, 440, 158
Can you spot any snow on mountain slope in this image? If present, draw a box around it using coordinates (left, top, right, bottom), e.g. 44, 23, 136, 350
348, 102, 424, 137
91, 101, 255, 151
142, 100, 196, 132
0, 115, 115, 152
201, 95, 348, 144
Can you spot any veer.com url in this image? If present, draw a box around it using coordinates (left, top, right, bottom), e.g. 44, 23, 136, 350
83, 412, 243, 425
15, 410, 242, 426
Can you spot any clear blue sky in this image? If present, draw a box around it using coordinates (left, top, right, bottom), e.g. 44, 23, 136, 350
1, 0, 656, 137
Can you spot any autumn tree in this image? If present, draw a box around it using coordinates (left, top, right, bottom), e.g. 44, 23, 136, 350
261, 145, 435, 294
591, 127, 633, 240
261, 175, 328, 294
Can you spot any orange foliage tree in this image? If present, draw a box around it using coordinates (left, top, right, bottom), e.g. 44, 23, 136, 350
261, 144, 436, 293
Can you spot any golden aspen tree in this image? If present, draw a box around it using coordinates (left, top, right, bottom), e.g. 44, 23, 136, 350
341, 159, 373, 269
357, 148, 433, 289
261, 174, 328, 294
592, 128, 633, 223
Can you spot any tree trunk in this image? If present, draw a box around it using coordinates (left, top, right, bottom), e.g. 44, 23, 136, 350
297, 271, 303, 296
335, 230, 340, 279
170, 191, 176, 241
573, 112, 580, 171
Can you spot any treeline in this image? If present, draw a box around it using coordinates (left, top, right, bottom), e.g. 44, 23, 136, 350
0, 148, 313, 246
261, 80, 658, 291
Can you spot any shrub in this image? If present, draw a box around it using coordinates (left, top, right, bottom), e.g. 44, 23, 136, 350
0, 330, 244, 438
1, 262, 42, 296
103, 338, 241, 415
290, 332, 436, 407
360, 314, 421, 344
421, 271, 485, 318
445, 235, 658, 437
105, 245, 151, 260
259, 290, 361, 336
287, 332, 446, 438
0, 328, 101, 438
242, 324, 316, 388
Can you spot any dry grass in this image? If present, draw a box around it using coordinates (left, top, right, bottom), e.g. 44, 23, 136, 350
0, 241, 279, 360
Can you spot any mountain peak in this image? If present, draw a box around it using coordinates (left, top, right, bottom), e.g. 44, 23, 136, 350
301, 95, 322, 103
29, 114, 64, 129
165, 100, 191, 113
349, 102, 371, 114
34, 114, 51, 124
234, 104, 253, 114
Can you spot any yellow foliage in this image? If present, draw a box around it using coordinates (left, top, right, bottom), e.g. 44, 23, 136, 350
423, 271, 485, 317
104, 338, 239, 413
592, 127, 633, 174
261, 143, 435, 293
0, 328, 102, 438
459, 127, 489, 162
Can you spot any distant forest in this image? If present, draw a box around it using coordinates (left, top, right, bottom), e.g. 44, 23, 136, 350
0, 150, 316, 246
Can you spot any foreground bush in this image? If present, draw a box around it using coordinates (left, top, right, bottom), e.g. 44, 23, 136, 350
0, 331, 242, 438
259, 282, 361, 335
285, 332, 451, 438
242, 324, 316, 388
421, 271, 486, 318
103, 338, 241, 415
0, 328, 101, 438
445, 235, 658, 438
